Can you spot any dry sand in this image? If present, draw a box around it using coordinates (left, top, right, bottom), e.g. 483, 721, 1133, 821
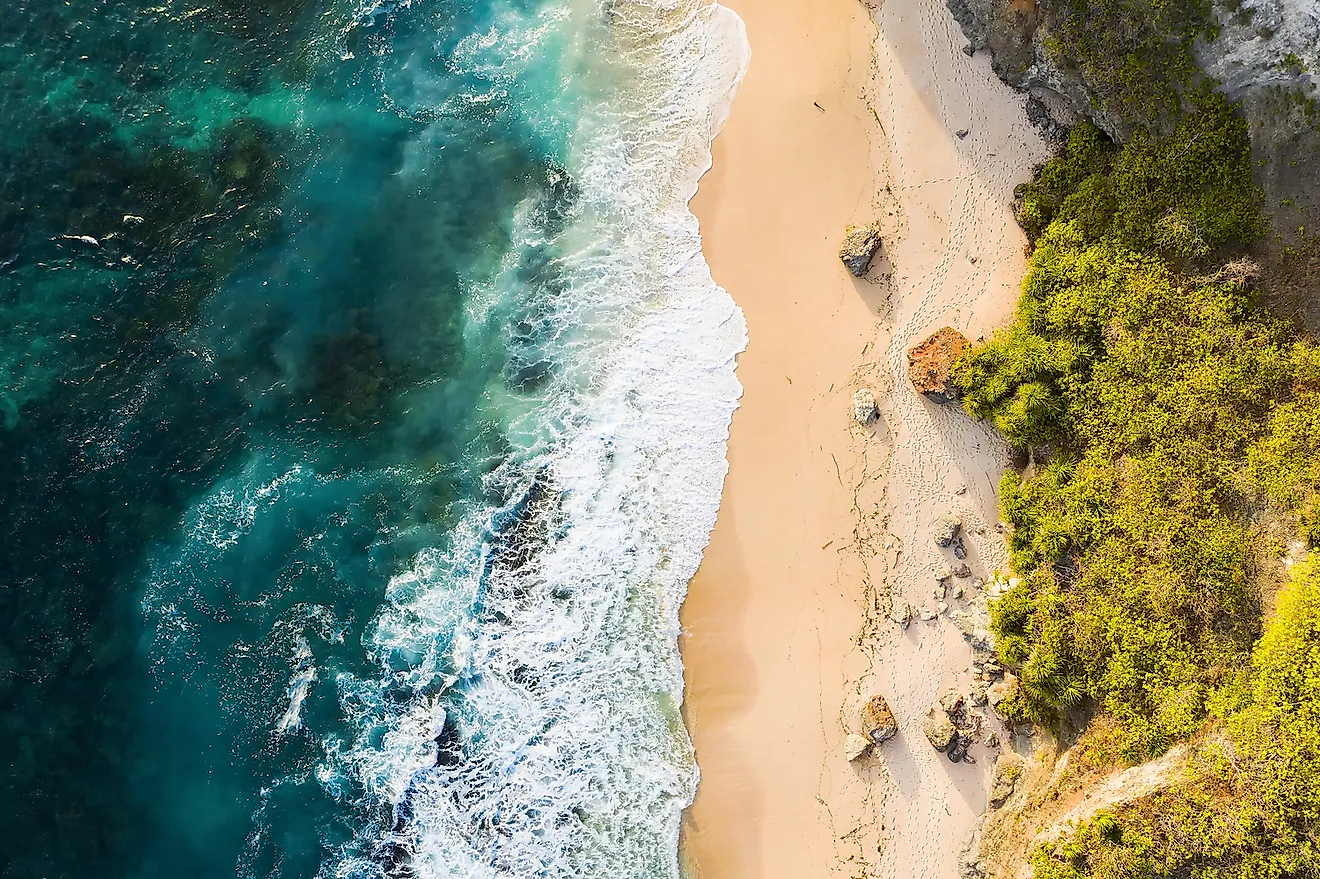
680, 0, 1049, 877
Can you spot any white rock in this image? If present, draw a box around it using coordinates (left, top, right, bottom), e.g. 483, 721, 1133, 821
852, 389, 879, 424
845, 733, 873, 762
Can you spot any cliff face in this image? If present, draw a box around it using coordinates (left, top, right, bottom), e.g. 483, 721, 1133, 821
946, 0, 1320, 250
1202, 0, 1320, 245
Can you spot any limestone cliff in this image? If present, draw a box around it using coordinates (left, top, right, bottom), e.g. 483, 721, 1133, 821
946, 0, 1320, 253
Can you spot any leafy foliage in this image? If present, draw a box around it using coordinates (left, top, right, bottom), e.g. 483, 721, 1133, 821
1042, 0, 1217, 130
1032, 559, 1320, 879
960, 38, 1320, 879
954, 98, 1316, 758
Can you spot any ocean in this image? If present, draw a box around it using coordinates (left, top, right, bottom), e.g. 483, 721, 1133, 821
0, 1, 746, 876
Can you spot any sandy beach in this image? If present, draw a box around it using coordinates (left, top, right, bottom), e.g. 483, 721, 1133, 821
680, 0, 1048, 876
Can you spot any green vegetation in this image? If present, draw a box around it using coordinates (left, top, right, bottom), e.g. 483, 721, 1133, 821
956, 71, 1320, 879
1031, 558, 1320, 879
1043, 0, 1217, 129
957, 98, 1306, 756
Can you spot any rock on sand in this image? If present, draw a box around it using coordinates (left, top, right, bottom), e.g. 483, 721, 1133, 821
861, 694, 899, 744
908, 327, 971, 403
852, 388, 878, 425
844, 733, 873, 762
922, 708, 957, 752
839, 223, 884, 276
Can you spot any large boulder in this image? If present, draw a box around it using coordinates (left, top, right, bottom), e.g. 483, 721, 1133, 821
839, 224, 884, 276
907, 327, 971, 403
861, 695, 899, 745
933, 512, 962, 548
922, 708, 957, 752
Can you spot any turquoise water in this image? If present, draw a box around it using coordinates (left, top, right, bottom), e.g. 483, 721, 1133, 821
0, 1, 746, 876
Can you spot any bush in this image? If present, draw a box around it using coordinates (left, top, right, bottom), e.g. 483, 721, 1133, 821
963, 98, 1309, 758
1031, 559, 1320, 879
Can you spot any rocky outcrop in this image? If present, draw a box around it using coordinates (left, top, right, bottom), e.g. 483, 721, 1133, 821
839, 224, 884, 276
989, 752, 1025, 806
861, 694, 899, 744
944, 0, 1320, 255
908, 327, 970, 403
852, 388, 878, 425
1193, 2, 1320, 254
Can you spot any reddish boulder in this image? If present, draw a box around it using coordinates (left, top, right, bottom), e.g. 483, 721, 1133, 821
907, 327, 970, 403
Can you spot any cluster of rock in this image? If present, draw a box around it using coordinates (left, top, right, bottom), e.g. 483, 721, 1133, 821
892, 511, 982, 626
922, 690, 983, 763
907, 327, 970, 404
838, 223, 884, 277
845, 693, 900, 762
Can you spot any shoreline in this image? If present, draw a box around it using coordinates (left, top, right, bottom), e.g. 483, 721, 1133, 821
680, 0, 1048, 875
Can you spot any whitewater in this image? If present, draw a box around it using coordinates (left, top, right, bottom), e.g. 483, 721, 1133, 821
133, 1, 749, 876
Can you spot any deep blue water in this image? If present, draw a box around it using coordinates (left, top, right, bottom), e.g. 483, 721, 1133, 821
0, 0, 746, 877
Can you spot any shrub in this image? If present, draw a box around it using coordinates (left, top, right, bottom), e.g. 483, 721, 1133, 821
963, 97, 1303, 757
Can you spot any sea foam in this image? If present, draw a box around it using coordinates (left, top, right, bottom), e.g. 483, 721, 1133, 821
328, 1, 750, 877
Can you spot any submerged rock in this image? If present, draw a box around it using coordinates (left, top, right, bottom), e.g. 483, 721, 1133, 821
852, 388, 878, 425
908, 327, 971, 403
923, 708, 957, 751
844, 733, 873, 762
839, 223, 884, 276
861, 694, 899, 745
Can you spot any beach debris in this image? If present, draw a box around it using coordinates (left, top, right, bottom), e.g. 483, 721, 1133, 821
988, 673, 1022, 719
844, 733, 873, 762
923, 708, 957, 752
852, 388, 878, 424
989, 752, 1025, 807
961, 44, 975, 56
890, 599, 913, 628
839, 223, 884, 276
861, 694, 899, 745
956, 128, 970, 139
908, 327, 971, 403
933, 512, 962, 547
